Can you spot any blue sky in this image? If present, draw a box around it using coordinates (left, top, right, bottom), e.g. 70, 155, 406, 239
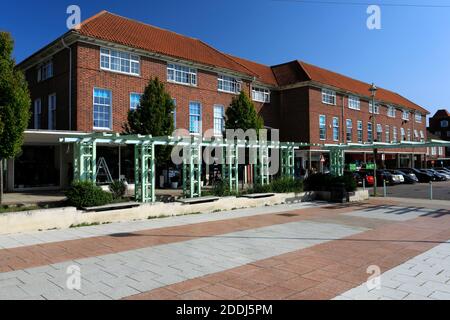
1, 0, 449, 117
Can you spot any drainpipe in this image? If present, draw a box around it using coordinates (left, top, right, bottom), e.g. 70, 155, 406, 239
61, 38, 72, 131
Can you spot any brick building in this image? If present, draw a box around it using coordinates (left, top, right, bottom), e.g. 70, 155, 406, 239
8, 11, 430, 191
427, 109, 450, 165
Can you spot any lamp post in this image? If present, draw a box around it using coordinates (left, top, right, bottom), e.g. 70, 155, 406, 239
369, 83, 378, 197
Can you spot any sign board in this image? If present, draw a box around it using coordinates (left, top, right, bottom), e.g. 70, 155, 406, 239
320, 155, 325, 163
349, 164, 357, 172
366, 163, 375, 170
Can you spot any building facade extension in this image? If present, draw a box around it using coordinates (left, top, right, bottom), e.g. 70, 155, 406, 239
9, 11, 429, 191
427, 109, 450, 165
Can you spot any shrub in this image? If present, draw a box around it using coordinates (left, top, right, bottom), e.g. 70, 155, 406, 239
66, 181, 113, 208
109, 180, 127, 199
304, 173, 357, 192
248, 177, 303, 194
211, 180, 239, 197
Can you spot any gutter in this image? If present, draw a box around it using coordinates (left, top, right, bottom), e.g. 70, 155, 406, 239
61, 38, 73, 131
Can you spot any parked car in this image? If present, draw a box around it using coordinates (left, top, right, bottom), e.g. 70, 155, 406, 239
388, 171, 405, 184
398, 168, 433, 183
434, 169, 450, 180
434, 167, 450, 175
362, 169, 396, 186
348, 171, 374, 187
389, 170, 418, 184
421, 169, 447, 181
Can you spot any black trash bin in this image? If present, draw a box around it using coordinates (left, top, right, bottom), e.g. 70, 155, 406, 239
330, 183, 348, 203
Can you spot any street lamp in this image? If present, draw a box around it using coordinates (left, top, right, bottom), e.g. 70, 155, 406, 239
369, 83, 378, 196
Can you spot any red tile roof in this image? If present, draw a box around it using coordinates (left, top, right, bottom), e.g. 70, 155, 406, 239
431, 109, 450, 118
297, 61, 428, 114
76, 11, 254, 77
73, 11, 427, 114
224, 54, 278, 86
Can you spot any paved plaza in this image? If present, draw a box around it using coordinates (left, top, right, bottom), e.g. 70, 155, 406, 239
0, 198, 450, 300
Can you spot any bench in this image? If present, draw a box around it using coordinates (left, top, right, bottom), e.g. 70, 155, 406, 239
240, 193, 275, 199
82, 202, 141, 212
177, 196, 220, 205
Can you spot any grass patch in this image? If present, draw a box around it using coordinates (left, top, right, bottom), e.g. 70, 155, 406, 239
69, 222, 111, 228
0, 205, 42, 214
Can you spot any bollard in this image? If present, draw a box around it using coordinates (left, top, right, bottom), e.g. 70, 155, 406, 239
383, 180, 387, 197
363, 178, 366, 191
430, 181, 433, 200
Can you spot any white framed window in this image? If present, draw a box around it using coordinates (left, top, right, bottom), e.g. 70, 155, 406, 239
218, 75, 241, 94
130, 93, 142, 110
400, 128, 406, 141
385, 125, 390, 143
100, 48, 140, 76
93, 88, 112, 130
348, 95, 360, 110
367, 122, 373, 142
402, 110, 410, 121
407, 128, 411, 141
48, 94, 56, 130
252, 87, 270, 103
346, 119, 353, 142
439, 147, 444, 156
420, 130, 425, 141
369, 101, 380, 114
431, 147, 437, 156
322, 89, 336, 105
167, 63, 197, 86
319, 115, 326, 140
213, 105, 225, 136
387, 105, 396, 118
376, 124, 383, 142
34, 98, 42, 129
414, 129, 419, 141
415, 112, 422, 123
37, 61, 53, 82
189, 102, 202, 134
357, 121, 363, 143
441, 120, 449, 128
332, 117, 339, 141
393, 127, 398, 143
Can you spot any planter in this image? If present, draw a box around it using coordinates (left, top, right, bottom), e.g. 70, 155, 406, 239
171, 182, 179, 189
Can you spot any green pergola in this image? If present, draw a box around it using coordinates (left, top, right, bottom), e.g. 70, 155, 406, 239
61, 133, 450, 203
60, 133, 315, 203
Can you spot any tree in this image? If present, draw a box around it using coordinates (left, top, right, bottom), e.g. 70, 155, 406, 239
123, 77, 175, 164
0, 32, 31, 203
225, 91, 263, 132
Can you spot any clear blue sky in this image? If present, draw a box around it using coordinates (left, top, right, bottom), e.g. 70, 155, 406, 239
1, 0, 449, 118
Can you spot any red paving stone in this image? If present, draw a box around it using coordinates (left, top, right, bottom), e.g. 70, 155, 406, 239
0, 203, 371, 272
126, 206, 450, 300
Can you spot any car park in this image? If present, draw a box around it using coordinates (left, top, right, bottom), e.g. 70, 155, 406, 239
387, 170, 417, 184
421, 169, 447, 181
398, 168, 434, 183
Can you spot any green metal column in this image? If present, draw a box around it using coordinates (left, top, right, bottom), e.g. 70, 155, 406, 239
281, 144, 295, 179
182, 139, 202, 198
329, 148, 345, 176
73, 140, 96, 183
254, 144, 269, 185
134, 142, 155, 203
222, 142, 239, 194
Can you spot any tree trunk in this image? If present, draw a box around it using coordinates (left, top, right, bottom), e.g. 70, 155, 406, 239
0, 159, 3, 204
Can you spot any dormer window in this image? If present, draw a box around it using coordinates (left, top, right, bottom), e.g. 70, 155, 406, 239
402, 110, 410, 121
37, 61, 53, 82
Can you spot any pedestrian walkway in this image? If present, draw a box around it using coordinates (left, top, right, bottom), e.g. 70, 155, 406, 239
0, 197, 449, 300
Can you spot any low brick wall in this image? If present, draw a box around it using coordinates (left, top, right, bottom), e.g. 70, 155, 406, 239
0, 193, 308, 235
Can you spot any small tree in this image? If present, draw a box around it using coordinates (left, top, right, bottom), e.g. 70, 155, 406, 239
225, 91, 263, 132
0, 32, 31, 203
124, 77, 175, 165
